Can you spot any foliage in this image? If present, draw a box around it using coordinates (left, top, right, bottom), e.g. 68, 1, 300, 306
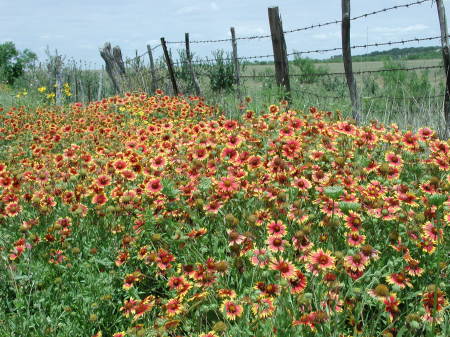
325, 46, 442, 63
292, 54, 328, 84
0, 92, 449, 337
206, 50, 236, 93
0, 42, 37, 85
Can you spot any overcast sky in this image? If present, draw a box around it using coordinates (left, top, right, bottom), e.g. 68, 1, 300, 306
1, 0, 449, 67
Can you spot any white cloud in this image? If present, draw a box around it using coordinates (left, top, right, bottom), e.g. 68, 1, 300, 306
175, 6, 200, 15
233, 25, 267, 36
371, 24, 429, 35
210, 2, 219, 11
311, 32, 340, 40
39, 34, 65, 40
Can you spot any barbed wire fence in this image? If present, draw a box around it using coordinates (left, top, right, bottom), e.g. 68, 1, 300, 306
33, 0, 447, 137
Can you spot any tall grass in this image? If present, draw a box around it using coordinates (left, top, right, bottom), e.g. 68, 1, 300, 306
0, 52, 447, 138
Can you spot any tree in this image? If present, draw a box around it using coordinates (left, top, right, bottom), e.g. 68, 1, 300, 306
0, 42, 37, 85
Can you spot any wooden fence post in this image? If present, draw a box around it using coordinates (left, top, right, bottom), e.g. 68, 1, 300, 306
185, 33, 202, 97
161, 37, 179, 96
100, 42, 127, 94
268, 7, 291, 101
342, 0, 361, 123
147, 44, 158, 93
74, 65, 79, 102
97, 66, 103, 101
54, 51, 63, 105
230, 27, 243, 108
436, 0, 450, 139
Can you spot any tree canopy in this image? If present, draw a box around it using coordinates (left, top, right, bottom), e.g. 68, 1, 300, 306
0, 41, 37, 85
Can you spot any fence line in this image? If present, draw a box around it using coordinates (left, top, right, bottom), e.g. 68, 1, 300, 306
90, 0, 449, 137
166, 35, 444, 67
229, 65, 444, 78
119, 1, 435, 68
163, 0, 432, 45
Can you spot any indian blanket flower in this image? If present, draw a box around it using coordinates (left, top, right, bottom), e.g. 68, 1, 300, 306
227, 230, 245, 246
146, 178, 163, 194
165, 298, 183, 316
217, 288, 237, 299
289, 270, 308, 294
385, 152, 403, 167
307, 249, 336, 274
266, 220, 287, 237
112, 332, 126, 337
344, 253, 369, 272
199, 332, 218, 337
221, 300, 243, 320
217, 176, 239, 193
250, 248, 270, 267
95, 174, 111, 187
267, 235, 287, 253
383, 293, 400, 322
123, 271, 144, 290
422, 221, 443, 242
386, 272, 413, 289
293, 177, 312, 191
270, 257, 296, 279
251, 296, 275, 318
421, 286, 448, 323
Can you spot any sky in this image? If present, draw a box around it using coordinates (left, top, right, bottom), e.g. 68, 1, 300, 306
1, 0, 449, 68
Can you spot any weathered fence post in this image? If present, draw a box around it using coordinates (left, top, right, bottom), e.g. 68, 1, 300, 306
74, 65, 79, 102
436, 0, 450, 139
46, 50, 63, 105
146, 44, 158, 93
185, 33, 202, 96
230, 27, 243, 109
342, 0, 361, 123
268, 7, 291, 101
161, 37, 179, 96
99, 42, 127, 94
54, 51, 63, 105
79, 77, 86, 103
97, 65, 103, 101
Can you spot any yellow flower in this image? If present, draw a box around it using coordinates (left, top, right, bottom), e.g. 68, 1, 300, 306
38, 86, 47, 93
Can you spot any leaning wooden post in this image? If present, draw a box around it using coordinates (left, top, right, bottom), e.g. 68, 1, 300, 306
342, 0, 361, 123
436, 0, 450, 139
230, 27, 243, 109
185, 33, 202, 96
161, 37, 179, 96
146, 44, 158, 93
268, 7, 291, 101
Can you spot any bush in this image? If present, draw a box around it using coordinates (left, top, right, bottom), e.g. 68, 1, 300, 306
0, 42, 37, 85
292, 53, 328, 84
207, 50, 236, 93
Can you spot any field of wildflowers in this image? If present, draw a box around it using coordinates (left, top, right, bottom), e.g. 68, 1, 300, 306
0, 91, 449, 337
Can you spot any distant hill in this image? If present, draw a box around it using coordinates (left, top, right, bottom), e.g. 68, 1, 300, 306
324, 46, 442, 62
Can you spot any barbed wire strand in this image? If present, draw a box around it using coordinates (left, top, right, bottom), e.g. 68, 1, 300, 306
121, 0, 433, 64
164, 0, 432, 44
168, 34, 444, 66
234, 65, 443, 78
